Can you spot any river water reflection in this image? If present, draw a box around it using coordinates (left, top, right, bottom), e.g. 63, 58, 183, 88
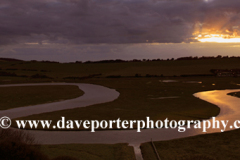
26, 89, 240, 159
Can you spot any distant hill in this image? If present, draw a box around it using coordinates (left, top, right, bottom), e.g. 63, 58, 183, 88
0, 57, 23, 62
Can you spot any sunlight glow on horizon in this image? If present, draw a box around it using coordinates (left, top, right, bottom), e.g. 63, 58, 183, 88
195, 34, 240, 43
197, 37, 240, 43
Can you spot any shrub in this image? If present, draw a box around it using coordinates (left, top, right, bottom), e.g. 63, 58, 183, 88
0, 140, 49, 160
0, 129, 48, 160
0, 128, 36, 145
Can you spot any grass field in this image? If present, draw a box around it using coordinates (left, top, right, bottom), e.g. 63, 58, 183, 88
141, 128, 240, 160
41, 143, 136, 160
0, 58, 240, 82
0, 85, 84, 110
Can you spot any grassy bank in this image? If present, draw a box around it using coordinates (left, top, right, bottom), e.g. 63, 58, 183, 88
0, 85, 84, 110
0, 128, 136, 160
41, 143, 136, 160
141, 128, 240, 160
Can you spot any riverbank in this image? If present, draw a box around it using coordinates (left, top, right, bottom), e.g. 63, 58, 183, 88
141, 128, 240, 160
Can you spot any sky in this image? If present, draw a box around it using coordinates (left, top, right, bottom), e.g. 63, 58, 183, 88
1, 0, 240, 62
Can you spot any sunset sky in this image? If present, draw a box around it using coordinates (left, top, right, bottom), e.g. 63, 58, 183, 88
1, 0, 240, 62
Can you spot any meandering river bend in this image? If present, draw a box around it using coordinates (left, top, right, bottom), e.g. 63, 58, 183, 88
1, 83, 239, 160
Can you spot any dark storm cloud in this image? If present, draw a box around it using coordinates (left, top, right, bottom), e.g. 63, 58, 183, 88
1, 0, 240, 44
